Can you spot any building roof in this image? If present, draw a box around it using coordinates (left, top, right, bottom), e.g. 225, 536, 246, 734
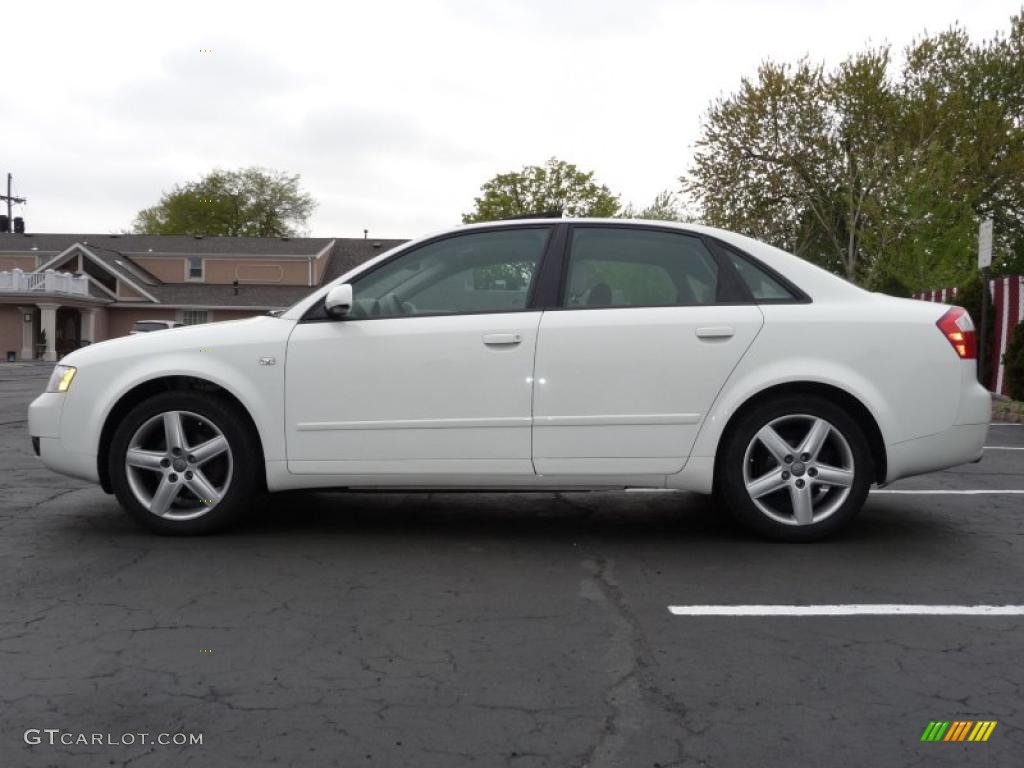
0, 233, 336, 257
77, 244, 162, 285
322, 238, 407, 282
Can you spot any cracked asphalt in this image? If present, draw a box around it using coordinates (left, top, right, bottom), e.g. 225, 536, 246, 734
1, 362, 1022, 767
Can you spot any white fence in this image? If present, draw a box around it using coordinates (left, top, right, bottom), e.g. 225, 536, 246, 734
0, 268, 89, 297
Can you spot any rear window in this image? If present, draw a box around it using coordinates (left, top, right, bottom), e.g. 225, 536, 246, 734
722, 250, 797, 301
132, 322, 167, 332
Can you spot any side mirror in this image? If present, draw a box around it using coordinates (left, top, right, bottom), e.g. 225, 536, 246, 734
324, 284, 354, 319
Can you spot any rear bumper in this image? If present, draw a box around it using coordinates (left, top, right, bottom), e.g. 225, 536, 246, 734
885, 422, 988, 484
883, 367, 990, 484
954, 377, 993, 426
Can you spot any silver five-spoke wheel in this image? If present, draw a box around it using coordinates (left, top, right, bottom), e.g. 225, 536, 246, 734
742, 414, 854, 526
124, 410, 233, 521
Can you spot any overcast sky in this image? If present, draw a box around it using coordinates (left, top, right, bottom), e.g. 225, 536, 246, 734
2, 0, 1018, 239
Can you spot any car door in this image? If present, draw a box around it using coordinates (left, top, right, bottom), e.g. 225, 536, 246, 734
285, 226, 552, 477
532, 225, 764, 475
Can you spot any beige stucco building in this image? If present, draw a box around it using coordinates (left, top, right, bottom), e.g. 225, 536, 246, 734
0, 233, 404, 361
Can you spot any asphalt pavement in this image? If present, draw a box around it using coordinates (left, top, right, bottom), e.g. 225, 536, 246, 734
1, 362, 1022, 768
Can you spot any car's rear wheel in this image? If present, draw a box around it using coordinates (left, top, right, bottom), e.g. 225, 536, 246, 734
109, 391, 259, 534
718, 395, 873, 541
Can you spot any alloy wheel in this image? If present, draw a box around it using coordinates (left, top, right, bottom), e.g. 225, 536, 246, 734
124, 410, 233, 521
741, 413, 855, 526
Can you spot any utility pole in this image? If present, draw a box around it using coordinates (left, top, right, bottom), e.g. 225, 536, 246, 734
1, 173, 27, 229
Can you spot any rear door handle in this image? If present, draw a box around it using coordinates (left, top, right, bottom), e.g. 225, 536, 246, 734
695, 326, 735, 340
483, 332, 523, 346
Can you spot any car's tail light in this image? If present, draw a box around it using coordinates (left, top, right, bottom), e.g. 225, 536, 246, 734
936, 307, 977, 359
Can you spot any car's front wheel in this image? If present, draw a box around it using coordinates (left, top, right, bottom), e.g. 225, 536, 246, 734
109, 391, 259, 534
718, 395, 873, 541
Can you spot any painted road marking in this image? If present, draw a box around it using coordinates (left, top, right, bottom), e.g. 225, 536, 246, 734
872, 489, 1024, 495
624, 489, 1024, 495
990, 423, 1021, 426
983, 445, 1024, 450
667, 604, 1024, 616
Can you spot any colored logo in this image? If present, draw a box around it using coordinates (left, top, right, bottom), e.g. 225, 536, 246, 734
921, 721, 997, 742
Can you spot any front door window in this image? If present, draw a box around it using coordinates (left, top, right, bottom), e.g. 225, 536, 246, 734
346, 227, 551, 319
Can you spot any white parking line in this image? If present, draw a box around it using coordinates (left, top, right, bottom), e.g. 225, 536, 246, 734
984, 446, 1024, 450
871, 489, 1024, 494
990, 423, 1021, 426
667, 605, 1024, 616
872, 489, 1024, 495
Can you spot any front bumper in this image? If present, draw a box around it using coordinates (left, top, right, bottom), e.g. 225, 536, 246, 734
28, 392, 64, 438
28, 392, 99, 483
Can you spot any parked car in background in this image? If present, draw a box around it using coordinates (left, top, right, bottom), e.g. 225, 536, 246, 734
129, 320, 185, 335
28, 219, 990, 540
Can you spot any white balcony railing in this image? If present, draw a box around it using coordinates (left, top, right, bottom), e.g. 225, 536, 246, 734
0, 268, 90, 297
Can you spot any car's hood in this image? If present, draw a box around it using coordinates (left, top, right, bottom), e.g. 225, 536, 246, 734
59, 315, 293, 368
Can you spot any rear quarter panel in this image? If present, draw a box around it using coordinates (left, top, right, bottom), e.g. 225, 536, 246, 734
688, 296, 962, 461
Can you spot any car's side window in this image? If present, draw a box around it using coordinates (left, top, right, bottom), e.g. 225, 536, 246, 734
346, 227, 551, 319
562, 228, 722, 308
720, 249, 797, 301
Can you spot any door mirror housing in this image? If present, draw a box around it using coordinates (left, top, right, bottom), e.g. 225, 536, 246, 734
324, 284, 354, 319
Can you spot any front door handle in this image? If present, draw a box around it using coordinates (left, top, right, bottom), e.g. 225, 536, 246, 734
483, 332, 523, 346
695, 326, 735, 340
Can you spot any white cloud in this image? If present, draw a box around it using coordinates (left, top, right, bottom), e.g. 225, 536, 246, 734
1, 0, 1016, 238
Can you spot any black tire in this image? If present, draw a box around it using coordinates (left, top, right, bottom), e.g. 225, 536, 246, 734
108, 391, 260, 535
717, 394, 873, 542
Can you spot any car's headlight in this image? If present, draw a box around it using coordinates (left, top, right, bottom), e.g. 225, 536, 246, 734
45, 365, 77, 393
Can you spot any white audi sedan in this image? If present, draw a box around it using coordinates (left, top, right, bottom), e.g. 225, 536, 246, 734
28, 220, 989, 540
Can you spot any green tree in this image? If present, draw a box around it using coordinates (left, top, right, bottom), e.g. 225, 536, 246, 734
619, 190, 690, 221
683, 12, 1024, 290
462, 158, 620, 222
865, 267, 912, 298
133, 167, 317, 237
880, 21, 1024, 288
683, 57, 848, 272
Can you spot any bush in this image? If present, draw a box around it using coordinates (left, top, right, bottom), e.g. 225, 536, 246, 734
867, 270, 912, 298
1005, 322, 1024, 402
956, 273, 995, 388
956, 273, 993, 329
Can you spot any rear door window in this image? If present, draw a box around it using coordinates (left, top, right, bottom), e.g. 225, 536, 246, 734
562, 227, 722, 308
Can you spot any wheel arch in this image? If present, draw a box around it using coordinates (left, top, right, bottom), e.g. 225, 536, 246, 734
712, 381, 887, 490
97, 375, 267, 494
